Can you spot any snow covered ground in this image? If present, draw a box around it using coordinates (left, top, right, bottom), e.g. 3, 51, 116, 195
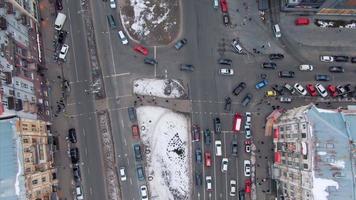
133, 78, 185, 98
136, 106, 190, 200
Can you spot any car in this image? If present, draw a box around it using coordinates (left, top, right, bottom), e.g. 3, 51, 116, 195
133, 45, 148, 56
119, 167, 127, 181
192, 124, 201, 141
174, 38, 187, 50
131, 124, 140, 139
218, 58, 232, 65
180, 64, 194, 72
239, 190, 245, 200
262, 62, 276, 69
206, 176, 213, 191
272, 84, 284, 95
334, 55, 349, 62
118, 30, 128, 45
72, 164, 81, 182
133, 144, 142, 161
320, 56, 334, 62
244, 160, 251, 176
109, 0, 116, 8
231, 39, 243, 54
233, 113, 242, 132
205, 152, 212, 167
306, 84, 318, 96
224, 96, 232, 112
223, 14, 230, 25
294, 83, 307, 96
144, 57, 158, 65
219, 68, 234, 75
315, 83, 328, 97
327, 85, 338, 97
344, 84, 352, 94
136, 165, 145, 181
244, 140, 251, 153
195, 172, 202, 186
244, 125, 251, 139
230, 180, 237, 196
315, 74, 331, 81
295, 17, 309, 25
128, 107, 137, 122
351, 57, 356, 63
232, 82, 246, 96
329, 66, 344, 73
245, 112, 251, 126
266, 90, 277, 97
255, 79, 268, 89
279, 96, 292, 103
68, 128, 77, 143
140, 185, 148, 200
59, 44, 69, 60
269, 53, 284, 60
107, 15, 117, 29
221, 158, 228, 172
336, 85, 347, 97
245, 179, 251, 193
284, 83, 296, 94
299, 64, 313, 71
215, 140, 222, 156
220, 0, 228, 12
58, 30, 67, 44
203, 129, 211, 145
231, 139, 238, 156
279, 71, 295, 78
213, 118, 222, 134
70, 147, 80, 164
55, 0, 63, 10
75, 185, 84, 200
241, 93, 252, 107
195, 148, 202, 163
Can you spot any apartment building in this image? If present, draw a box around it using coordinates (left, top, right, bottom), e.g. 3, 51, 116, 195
272, 104, 356, 200
0, 117, 57, 200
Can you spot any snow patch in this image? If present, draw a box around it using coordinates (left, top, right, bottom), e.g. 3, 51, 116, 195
329, 160, 345, 169
312, 172, 339, 200
133, 78, 185, 98
317, 151, 327, 156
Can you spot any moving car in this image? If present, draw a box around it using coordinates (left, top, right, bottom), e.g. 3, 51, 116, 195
231, 39, 243, 54
219, 68, 234, 75
244, 125, 251, 139
284, 83, 296, 94
241, 93, 252, 107
315, 74, 331, 81
262, 62, 276, 69
144, 57, 158, 65
133, 45, 149, 56
306, 84, 317, 96
59, 44, 69, 60
221, 158, 228, 172
180, 64, 194, 72
119, 167, 127, 181
224, 96, 232, 112
204, 129, 211, 145
279, 96, 292, 103
230, 180, 237, 196
269, 53, 284, 60
245, 112, 251, 126
192, 124, 201, 141
255, 79, 268, 89
244, 160, 251, 177
174, 38, 187, 50
128, 107, 137, 122
327, 85, 338, 97
218, 58, 232, 65
320, 56, 334, 62
195, 172, 202, 186
107, 15, 116, 29
131, 124, 140, 139
205, 152, 212, 167
220, 0, 228, 12
140, 185, 148, 200
133, 144, 142, 161
232, 82, 246, 96
215, 140, 222, 156
118, 30, 128, 45
334, 55, 349, 62
329, 66, 344, 73
136, 165, 145, 181
195, 148, 202, 163
315, 83, 328, 97
213, 118, 222, 134
295, 17, 309, 25
273, 24, 282, 38
109, 0, 116, 8
231, 139, 238, 156
294, 83, 307, 96
299, 64, 313, 71
223, 14, 230, 25
244, 140, 251, 153
233, 113, 242, 132
206, 176, 212, 191
279, 70, 295, 78
68, 128, 77, 143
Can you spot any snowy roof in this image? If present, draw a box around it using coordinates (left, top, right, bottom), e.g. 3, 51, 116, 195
0, 118, 26, 200
306, 106, 356, 200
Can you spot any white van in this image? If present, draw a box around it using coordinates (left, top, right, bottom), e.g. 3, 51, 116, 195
273, 24, 281, 38
215, 140, 222, 156
55, 12, 66, 31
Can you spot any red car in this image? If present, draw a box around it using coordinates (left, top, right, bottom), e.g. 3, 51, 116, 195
220, 0, 228, 13
244, 140, 251, 153
327, 85, 338, 97
232, 113, 242, 132
306, 84, 317, 96
131, 124, 140, 139
245, 179, 251, 193
133, 45, 148, 56
204, 152, 212, 167
295, 17, 310, 26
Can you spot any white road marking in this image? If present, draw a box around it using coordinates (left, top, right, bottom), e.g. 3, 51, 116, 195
66, 7, 79, 82
85, 148, 88, 156
121, 119, 125, 128
106, 30, 117, 75
83, 128, 86, 136
123, 138, 127, 146
89, 187, 93, 195
130, 178, 133, 185
154, 46, 157, 77
104, 72, 130, 78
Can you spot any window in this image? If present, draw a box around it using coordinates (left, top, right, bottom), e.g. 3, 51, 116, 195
32, 179, 38, 185
16, 92, 21, 98
32, 97, 35, 102
303, 154, 308, 159
326, 143, 334, 149
42, 177, 46, 182
30, 86, 34, 91
15, 81, 19, 86
303, 163, 308, 169
23, 138, 29, 143
301, 133, 306, 138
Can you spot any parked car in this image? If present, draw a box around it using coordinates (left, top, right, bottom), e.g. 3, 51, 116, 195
219, 68, 234, 75
133, 144, 142, 161
272, 84, 284, 95
255, 80, 268, 89
223, 13, 230, 25
59, 44, 69, 60
72, 164, 81, 182
315, 74, 331, 81
320, 55, 334, 62
195, 172, 202, 186
215, 140, 222, 156
230, 180, 237, 197
245, 179, 252, 194
279, 96, 292, 103
231, 39, 243, 53
205, 152, 212, 167
329, 66, 344, 73
213, 118, 222, 134
119, 167, 127, 181
315, 83, 328, 97
75, 185, 84, 200
204, 129, 211, 145
70, 147, 80, 164
334, 55, 349, 62
206, 176, 213, 191
344, 84, 352, 95
118, 30, 128, 45
144, 57, 158, 65
351, 57, 356, 63
284, 83, 296, 94
140, 185, 148, 200
245, 112, 251, 126
195, 148, 202, 163
55, 0, 63, 10
241, 93, 252, 107
174, 38, 188, 50
218, 58, 232, 65
262, 62, 276, 69
269, 53, 284, 60
294, 83, 307, 96
133, 45, 148, 56
244, 140, 251, 153
232, 82, 246, 96
180, 64, 194, 72
244, 160, 251, 176
299, 64, 313, 71
327, 85, 338, 97
109, 0, 116, 8
224, 96, 232, 112
306, 84, 318, 96
337, 85, 347, 97
220, 0, 228, 12
131, 124, 140, 139
58, 30, 67, 44
68, 128, 77, 143
192, 124, 201, 141
266, 90, 277, 97
279, 70, 295, 78
231, 139, 238, 156
136, 165, 145, 181
128, 107, 137, 122
295, 17, 309, 25
244, 125, 251, 139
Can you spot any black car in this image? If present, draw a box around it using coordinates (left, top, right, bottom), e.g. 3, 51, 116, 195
72, 164, 81, 182
344, 84, 352, 94
315, 74, 331, 81
272, 84, 284, 95
213, 118, 222, 134
58, 30, 67, 44
232, 82, 246, 96
262, 62, 276, 69
144, 57, 158, 65
224, 96, 232, 111
351, 57, 356, 63
136, 165, 145, 181
333, 56, 349, 62
133, 144, 142, 161
70, 148, 80, 164
68, 128, 77, 143
195, 148, 202, 163
269, 53, 284, 60
195, 172, 202, 186
203, 129, 211, 145
279, 71, 295, 78
329, 66, 344, 73
231, 139, 238, 156
55, 0, 63, 10
241, 93, 252, 107
174, 38, 187, 50
218, 58, 232, 65
223, 14, 230, 25
180, 64, 194, 72
239, 190, 245, 200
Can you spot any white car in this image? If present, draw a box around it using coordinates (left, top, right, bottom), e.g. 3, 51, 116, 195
244, 160, 251, 177
206, 176, 212, 191
221, 158, 228, 172
215, 140, 222, 156
140, 185, 148, 200
320, 56, 334, 62
245, 112, 251, 126
244, 125, 251, 139
231, 39, 243, 53
75, 185, 84, 200
110, 0, 116, 8
59, 44, 69, 60
229, 180, 237, 196
294, 83, 307, 96
315, 83, 328, 97
118, 30, 128, 45
119, 167, 127, 181
219, 68, 234, 75
299, 64, 313, 71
